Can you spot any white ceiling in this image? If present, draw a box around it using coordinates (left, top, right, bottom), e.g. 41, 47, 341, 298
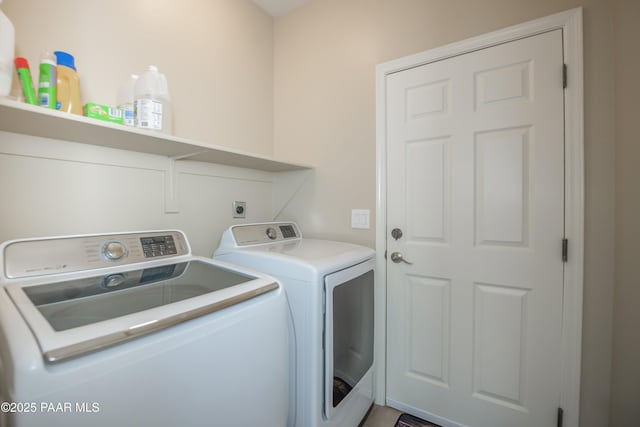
252, 0, 310, 17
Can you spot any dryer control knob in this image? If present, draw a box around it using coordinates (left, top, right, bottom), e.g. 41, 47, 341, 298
266, 227, 277, 240
102, 241, 127, 260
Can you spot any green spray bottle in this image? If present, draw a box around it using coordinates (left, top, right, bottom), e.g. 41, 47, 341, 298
14, 57, 36, 105
38, 52, 56, 109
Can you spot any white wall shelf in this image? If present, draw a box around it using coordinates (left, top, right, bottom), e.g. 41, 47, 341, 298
0, 98, 310, 172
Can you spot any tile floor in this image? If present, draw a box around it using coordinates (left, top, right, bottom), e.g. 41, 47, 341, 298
361, 405, 404, 427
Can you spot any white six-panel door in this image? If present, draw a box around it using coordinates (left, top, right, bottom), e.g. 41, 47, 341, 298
385, 30, 565, 427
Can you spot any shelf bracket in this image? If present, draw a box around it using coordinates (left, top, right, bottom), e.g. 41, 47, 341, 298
172, 150, 208, 161
272, 169, 314, 220
164, 151, 208, 214
164, 158, 179, 213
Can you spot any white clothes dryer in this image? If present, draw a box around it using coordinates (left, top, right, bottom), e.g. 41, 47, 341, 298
0, 230, 289, 427
214, 222, 375, 427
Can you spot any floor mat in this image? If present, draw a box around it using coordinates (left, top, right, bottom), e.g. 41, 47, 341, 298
394, 413, 442, 427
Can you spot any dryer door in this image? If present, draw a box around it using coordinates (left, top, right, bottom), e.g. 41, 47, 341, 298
323, 257, 375, 420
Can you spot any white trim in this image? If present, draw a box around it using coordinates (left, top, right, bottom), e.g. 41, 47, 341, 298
374, 64, 388, 406
558, 10, 584, 427
0, 130, 278, 216
375, 8, 584, 427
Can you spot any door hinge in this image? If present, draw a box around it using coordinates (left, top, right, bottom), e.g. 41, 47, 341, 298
562, 238, 568, 262
557, 407, 564, 427
563, 64, 568, 89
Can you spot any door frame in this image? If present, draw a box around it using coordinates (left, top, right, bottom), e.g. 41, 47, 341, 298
375, 8, 584, 427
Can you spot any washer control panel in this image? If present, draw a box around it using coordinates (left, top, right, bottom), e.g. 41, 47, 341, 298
3, 231, 189, 279
231, 222, 301, 246
140, 235, 177, 258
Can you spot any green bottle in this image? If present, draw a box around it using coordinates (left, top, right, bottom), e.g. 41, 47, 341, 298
38, 52, 57, 109
14, 57, 36, 105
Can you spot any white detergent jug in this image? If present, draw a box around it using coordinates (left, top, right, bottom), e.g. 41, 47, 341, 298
134, 65, 172, 134
0, 0, 15, 97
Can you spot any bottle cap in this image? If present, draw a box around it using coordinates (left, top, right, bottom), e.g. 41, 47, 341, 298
54, 51, 76, 70
14, 57, 30, 69
40, 51, 57, 66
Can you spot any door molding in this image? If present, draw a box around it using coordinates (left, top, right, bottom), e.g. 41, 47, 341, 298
375, 8, 583, 427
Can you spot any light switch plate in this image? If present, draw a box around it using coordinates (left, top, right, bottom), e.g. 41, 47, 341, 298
351, 209, 370, 229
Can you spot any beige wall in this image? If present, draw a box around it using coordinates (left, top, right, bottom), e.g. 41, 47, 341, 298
611, 1, 640, 426
2, 0, 630, 425
273, 1, 616, 426
3, 0, 274, 156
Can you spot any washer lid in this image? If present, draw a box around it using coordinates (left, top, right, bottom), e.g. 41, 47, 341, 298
4, 258, 278, 364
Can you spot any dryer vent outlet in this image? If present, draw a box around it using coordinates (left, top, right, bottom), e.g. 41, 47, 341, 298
233, 201, 246, 218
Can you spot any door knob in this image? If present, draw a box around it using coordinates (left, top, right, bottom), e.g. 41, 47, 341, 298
390, 252, 413, 265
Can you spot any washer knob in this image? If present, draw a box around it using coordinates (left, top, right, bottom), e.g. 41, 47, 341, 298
266, 227, 277, 240
103, 274, 126, 288
102, 241, 127, 260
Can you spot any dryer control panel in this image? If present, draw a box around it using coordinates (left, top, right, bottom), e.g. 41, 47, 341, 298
2, 230, 190, 279
230, 222, 301, 246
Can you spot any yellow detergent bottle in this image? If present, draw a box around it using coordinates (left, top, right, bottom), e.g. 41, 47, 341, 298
54, 51, 82, 115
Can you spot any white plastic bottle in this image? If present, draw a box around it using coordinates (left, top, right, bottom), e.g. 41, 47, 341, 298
134, 65, 172, 134
117, 74, 138, 127
0, 0, 15, 97
158, 71, 172, 134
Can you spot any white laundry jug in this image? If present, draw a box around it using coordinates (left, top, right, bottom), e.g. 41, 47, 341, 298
134, 65, 172, 134
0, 0, 15, 97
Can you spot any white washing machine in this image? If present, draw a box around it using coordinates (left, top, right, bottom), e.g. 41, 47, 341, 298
214, 222, 375, 427
0, 230, 289, 427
